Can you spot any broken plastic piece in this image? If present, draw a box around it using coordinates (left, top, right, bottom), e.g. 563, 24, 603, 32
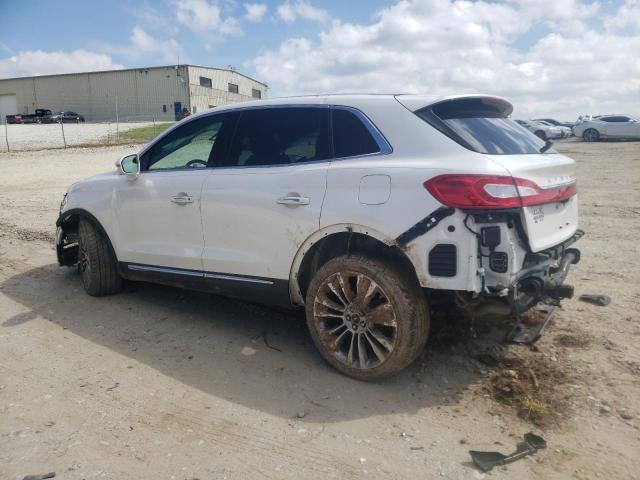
578, 294, 610, 306
469, 432, 546, 472
506, 305, 556, 344
23, 473, 55, 480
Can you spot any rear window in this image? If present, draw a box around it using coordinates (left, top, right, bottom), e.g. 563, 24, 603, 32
416, 98, 555, 155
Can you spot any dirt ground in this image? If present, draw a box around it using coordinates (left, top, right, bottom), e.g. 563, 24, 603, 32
0, 139, 638, 479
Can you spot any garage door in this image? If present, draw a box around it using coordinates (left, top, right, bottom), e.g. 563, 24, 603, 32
0, 94, 18, 121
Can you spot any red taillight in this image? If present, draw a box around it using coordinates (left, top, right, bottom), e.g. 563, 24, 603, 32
424, 174, 576, 209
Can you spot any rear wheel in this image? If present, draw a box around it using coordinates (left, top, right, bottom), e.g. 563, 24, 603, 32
77, 220, 122, 296
305, 255, 429, 380
583, 128, 600, 142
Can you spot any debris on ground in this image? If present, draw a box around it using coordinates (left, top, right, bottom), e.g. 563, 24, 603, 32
22, 473, 55, 480
469, 432, 547, 472
578, 294, 611, 306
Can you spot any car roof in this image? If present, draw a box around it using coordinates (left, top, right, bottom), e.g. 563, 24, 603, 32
200, 93, 513, 116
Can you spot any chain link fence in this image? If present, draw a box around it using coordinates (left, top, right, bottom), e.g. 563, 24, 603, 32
0, 115, 176, 152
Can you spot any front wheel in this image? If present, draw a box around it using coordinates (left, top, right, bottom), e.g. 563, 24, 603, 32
305, 255, 429, 380
583, 128, 600, 142
78, 220, 122, 296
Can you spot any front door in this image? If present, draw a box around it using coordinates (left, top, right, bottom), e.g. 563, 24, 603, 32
200, 106, 331, 288
113, 113, 228, 271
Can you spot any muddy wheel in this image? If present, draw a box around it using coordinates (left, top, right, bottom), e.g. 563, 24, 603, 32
305, 255, 429, 380
78, 219, 122, 296
583, 128, 600, 142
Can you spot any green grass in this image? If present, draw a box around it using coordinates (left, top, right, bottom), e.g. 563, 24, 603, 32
111, 122, 173, 144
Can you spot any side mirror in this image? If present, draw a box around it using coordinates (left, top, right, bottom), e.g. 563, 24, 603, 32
116, 154, 140, 180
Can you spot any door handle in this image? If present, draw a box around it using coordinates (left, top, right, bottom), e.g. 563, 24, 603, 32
171, 193, 194, 205
277, 195, 310, 206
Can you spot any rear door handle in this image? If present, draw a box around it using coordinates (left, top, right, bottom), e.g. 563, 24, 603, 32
171, 193, 194, 205
277, 195, 310, 206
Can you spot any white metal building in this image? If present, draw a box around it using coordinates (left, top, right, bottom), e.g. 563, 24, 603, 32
0, 65, 268, 122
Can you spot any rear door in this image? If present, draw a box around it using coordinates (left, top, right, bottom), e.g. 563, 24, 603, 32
200, 106, 331, 287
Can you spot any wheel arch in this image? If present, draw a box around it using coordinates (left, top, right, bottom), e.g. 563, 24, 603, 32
57, 208, 119, 265
289, 224, 421, 305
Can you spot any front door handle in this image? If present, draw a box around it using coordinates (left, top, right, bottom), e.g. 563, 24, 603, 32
171, 193, 194, 205
277, 195, 310, 206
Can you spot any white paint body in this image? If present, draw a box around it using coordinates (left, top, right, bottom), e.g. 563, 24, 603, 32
61, 94, 579, 305
572, 115, 640, 139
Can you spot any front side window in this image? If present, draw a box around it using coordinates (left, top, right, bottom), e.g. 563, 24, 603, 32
144, 115, 226, 171
417, 98, 554, 155
222, 107, 330, 167
332, 108, 381, 158
228, 83, 239, 94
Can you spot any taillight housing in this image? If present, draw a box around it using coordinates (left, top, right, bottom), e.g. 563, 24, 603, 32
424, 174, 576, 209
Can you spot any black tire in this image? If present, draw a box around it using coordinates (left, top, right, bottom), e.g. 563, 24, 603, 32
77, 219, 122, 296
583, 128, 600, 142
534, 130, 547, 140
305, 254, 429, 380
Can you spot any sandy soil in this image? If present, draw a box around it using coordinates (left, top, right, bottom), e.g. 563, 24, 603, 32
0, 122, 155, 152
0, 140, 638, 479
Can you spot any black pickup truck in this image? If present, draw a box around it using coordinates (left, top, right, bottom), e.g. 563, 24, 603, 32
6, 109, 53, 124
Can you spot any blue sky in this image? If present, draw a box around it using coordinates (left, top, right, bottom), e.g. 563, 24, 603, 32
1, 0, 639, 118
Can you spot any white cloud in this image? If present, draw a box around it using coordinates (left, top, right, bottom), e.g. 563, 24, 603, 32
0, 49, 123, 78
276, 1, 329, 24
175, 0, 242, 36
244, 3, 267, 22
253, 0, 640, 119
128, 26, 182, 63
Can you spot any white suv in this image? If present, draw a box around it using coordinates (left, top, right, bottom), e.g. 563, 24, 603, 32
56, 94, 582, 380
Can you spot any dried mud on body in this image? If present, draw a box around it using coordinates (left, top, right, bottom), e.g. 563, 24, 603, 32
0, 140, 639, 479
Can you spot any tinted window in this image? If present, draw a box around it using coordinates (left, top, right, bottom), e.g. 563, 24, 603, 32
252, 88, 262, 99
332, 109, 380, 158
417, 99, 553, 155
228, 83, 239, 94
223, 108, 330, 167
145, 115, 226, 171
199, 76, 212, 88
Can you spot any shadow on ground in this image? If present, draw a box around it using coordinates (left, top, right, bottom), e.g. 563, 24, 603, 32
1, 263, 489, 423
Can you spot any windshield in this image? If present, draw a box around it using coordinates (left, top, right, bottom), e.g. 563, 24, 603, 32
417, 98, 556, 155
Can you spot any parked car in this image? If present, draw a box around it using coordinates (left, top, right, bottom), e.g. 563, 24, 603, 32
41, 111, 86, 123
534, 120, 572, 138
5, 109, 53, 124
572, 115, 640, 142
531, 118, 574, 128
56, 94, 581, 379
515, 119, 570, 140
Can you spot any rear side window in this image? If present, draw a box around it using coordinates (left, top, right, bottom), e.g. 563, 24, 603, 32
416, 98, 553, 155
332, 108, 380, 158
222, 107, 331, 167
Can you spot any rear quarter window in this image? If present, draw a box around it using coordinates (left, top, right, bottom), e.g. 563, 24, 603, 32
332, 108, 381, 158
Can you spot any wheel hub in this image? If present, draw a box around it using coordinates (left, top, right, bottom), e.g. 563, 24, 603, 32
312, 270, 398, 369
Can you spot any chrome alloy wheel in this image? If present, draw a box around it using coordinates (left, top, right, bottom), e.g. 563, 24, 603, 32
313, 271, 398, 369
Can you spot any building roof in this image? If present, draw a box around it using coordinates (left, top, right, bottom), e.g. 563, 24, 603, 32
0, 64, 267, 87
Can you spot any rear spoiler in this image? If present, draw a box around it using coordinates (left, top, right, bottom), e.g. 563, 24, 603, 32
395, 94, 513, 117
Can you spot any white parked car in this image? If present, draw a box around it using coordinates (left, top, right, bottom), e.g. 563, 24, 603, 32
534, 121, 572, 138
56, 94, 582, 379
515, 120, 570, 140
572, 115, 640, 142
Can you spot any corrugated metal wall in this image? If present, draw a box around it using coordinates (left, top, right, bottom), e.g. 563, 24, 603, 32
0, 65, 268, 122
187, 66, 267, 114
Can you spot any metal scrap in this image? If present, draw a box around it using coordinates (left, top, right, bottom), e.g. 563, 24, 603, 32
469, 432, 546, 472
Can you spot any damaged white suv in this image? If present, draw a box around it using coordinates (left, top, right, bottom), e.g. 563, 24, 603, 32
57, 95, 582, 380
